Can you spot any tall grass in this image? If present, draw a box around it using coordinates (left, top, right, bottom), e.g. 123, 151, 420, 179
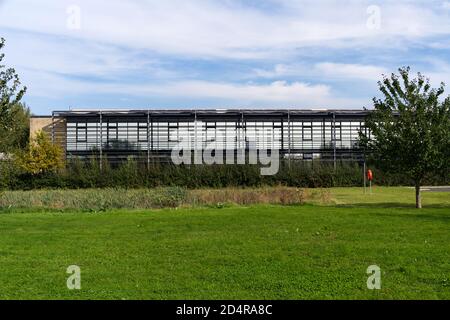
188, 187, 309, 206
0, 186, 330, 210
0, 187, 186, 211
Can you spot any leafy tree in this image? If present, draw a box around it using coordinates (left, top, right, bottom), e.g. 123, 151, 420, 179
0, 37, 27, 153
361, 67, 450, 208
0, 102, 30, 152
17, 131, 64, 175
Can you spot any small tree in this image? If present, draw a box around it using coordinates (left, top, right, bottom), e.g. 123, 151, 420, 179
0, 102, 30, 152
17, 131, 64, 175
0, 38, 27, 153
361, 67, 450, 208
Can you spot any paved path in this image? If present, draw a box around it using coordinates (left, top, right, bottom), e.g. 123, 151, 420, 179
420, 186, 450, 192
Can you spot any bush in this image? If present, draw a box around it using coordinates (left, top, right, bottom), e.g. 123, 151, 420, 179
16, 131, 64, 175
1, 159, 448, 190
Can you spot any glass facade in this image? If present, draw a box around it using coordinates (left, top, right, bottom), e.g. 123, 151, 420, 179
53, 109, 370, 164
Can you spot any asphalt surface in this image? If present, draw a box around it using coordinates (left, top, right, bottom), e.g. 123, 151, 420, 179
420, 186, 450, 192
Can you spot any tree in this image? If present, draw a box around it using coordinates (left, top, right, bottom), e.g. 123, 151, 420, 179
0, 37, 27, 153
360, 67, 450, 208
0, 102, 30, 152
17, 131, 64, 175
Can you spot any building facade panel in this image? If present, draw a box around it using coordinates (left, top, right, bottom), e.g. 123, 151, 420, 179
32, 109, 370, 165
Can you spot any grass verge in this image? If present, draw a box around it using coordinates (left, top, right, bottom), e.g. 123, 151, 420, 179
0, 187, 448, 299
0, 204, 448, 299
1, 186, 448, 211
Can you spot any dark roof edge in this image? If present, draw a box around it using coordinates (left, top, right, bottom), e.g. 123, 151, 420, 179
50, 108, 371, 117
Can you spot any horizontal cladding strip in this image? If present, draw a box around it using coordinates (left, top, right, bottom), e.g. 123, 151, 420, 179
51, 109, 371, 118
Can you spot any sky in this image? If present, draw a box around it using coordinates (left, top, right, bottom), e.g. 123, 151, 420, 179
1, 0, 450, 115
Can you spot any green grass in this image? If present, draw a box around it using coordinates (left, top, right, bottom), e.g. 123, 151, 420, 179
0, 187, 448, 300
327, 186, 450, 207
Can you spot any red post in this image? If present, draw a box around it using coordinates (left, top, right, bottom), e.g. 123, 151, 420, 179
367, 170, 373, 194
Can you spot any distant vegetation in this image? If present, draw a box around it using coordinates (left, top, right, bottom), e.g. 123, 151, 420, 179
0, 186, 449, 212
1, 159, 448, 191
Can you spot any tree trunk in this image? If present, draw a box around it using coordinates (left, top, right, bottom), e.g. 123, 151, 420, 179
415, 182, 422, 209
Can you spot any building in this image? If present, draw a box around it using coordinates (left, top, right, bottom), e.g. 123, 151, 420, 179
30, 109, 371, 165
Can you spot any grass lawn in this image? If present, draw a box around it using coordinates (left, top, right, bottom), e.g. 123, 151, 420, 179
0, 187, 448, 300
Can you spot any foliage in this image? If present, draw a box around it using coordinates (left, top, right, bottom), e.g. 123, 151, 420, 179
0, 102, 30, 152
16, 131, 64, 175
360, 67, 450, 208
2, 159, 448, 190
0, 38, 28, 153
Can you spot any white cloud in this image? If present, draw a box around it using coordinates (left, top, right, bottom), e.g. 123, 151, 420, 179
253, 62, 387, 82
315, 63, 388, 81
1, 0, 448, 112
22, 67, 368, 108
0, 0, 449, 59
110, 80, 368, 108
148, 80, 332, 105
2, 31, 176, 80
253, 64, 302, 78
414, 59, 450, 87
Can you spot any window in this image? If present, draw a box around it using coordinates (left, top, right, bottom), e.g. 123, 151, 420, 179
138, 123, 148, 142
107, 122, 118, 141
302, 122, 312, 141
76, 123, 87, 143
333, 122, 342, 141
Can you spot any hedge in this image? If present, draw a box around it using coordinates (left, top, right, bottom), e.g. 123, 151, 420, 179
0, 158, 448, 190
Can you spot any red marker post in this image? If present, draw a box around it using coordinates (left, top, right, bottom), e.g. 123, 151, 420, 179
367, 169, 373, 194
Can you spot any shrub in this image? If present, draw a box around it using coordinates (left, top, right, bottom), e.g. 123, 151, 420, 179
15, 131, 64, 175
1, 158, 448, 190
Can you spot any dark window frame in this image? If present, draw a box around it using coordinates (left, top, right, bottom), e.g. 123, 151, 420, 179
302, 123, 312, 141
76, 123, 87, 143
107, 122, 118, 142
138, 123, 148, 142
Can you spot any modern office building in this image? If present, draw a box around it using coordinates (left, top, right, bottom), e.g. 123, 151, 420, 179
30, 109, 371, 165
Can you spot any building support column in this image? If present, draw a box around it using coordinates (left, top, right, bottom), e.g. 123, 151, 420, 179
288, 111, 291, 169
51, 112, 55, 144
194, 111, 198, 165
147, 110, 150, 168
332, 112, 337, 170
237, 111, 245, 164
99, 111, 103, 171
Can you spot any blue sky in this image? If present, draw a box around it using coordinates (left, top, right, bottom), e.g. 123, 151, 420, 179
1, 0, 450, 115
